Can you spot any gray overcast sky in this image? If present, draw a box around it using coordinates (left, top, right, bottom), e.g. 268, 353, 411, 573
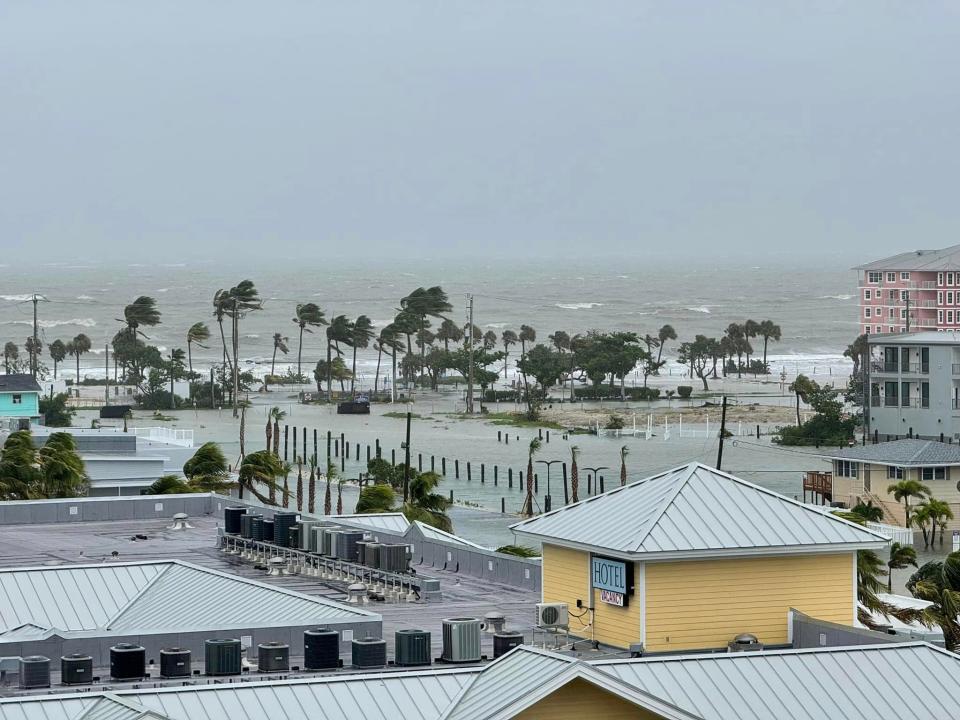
2, 1, 959, 263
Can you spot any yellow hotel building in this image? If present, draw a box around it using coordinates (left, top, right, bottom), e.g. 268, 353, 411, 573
511, 462, 888, 653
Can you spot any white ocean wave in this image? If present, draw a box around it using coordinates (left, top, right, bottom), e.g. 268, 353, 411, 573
0, 294, 33, 302
75, 295, 94, 301
687, 306, 712, 314
819, 294, 853, 301
556, 302, 603, 310
157, 288, 170, 293
1, 318, 97, 329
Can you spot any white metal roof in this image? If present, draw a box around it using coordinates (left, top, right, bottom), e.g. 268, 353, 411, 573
510, 462, 887, 559
0, 560, 374, 637
411, 521, 488, 549
596, 642, 960, 720
331, 512, 411, 534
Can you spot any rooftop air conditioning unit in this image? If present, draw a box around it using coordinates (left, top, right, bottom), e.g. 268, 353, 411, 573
728, 633, 763, 653
536, 602, 568, 629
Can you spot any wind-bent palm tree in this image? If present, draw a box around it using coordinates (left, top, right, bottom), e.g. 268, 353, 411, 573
743, 319, 760, 371
237, 450, 284, 504
844, 334, 869, 377
912, 503, 934, 548
925, 498, 955, 544
887, 542, 918, 593
518, 325, 536, 407
67, 333, 92, 386
308, 455, 317, 514
2, 342, 18, 374
374, 324, 402, 399
325, 315, 354, 401
850, 500, 884, 523
482, 330, 497, 351
271, 333, 289, 377
24, 337, 42, 376
522, 438, 542, 516
788, 374, 816, 426
437, 318, 463, 351
400, 286, 452, 381
655, 325, 677, 370
119, 296, 161, 339
403, 471, 452, 531
296, 456, 304, 512
887, 479, 931, 528
350, 315, 375, 396
281, 461, 292, 508
214, 281, 262, 416
212, 289, 232, 374
49, 340, 66, 379
914, 551, 960, 651
167, 348, 186, 408
292, 303, 327, 379
619, 445, 629, 486
392, 310, 419, 386
324, 460, 335, 515
758, 320, 781, 372
570, 445, 580, 503
185, 322, 210, 388
270, 407, 285, 456
183, 441, 230, 489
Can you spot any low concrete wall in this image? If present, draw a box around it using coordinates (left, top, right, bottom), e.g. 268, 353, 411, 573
0, 618, 380, 670
790, 609, 911, 649
0, 494, 216, 525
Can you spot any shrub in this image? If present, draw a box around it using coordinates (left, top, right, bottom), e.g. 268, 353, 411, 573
484, 389, 519, 402
496, 545, 540, 558
677, 386, 693, 399
39, 393, 76, 427
606, 415, 626, 430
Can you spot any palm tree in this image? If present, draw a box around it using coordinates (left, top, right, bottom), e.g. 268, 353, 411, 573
619, 445, 629, 486
743, 320, 760, 371
67, 333, 92, 385
925, 498, 955, 544
403, 471, 452, 531
656, 325, 677, 369
850, 500, 884, 523
49, 340, 66, 379
215, 281, 262, 417
324, 460, 335, 515
292, 303, 327, 379
887, 479, 931, 528
2, 341, 18, 374
167, 348, 186, 408
296, 456, 304, 512
268, 334, 288, 379
758, 320, 781, 373
913, 551, 960, 651
183, 442, 230, 485
120, 296, 161, 339
501, 330, 518, 379
437, 319, 463, 351
337, 474, 345, 515
912, 503, 933, 548
887, 541, 918, 593
374, 324, 402, 399
518, 325, 536, 405
570, 445, 580, 503
356, 484, 395, 513
400, 286, 452, 380
788, 374, 816, 426
212, 288, 233, 374
392, 310, 419, 386
522, 438, 541, 516
185, 322, 210, 387
270, 407, 285, 456
844, 334, 869, 377
282, 461, 292, 507
308, 455, 317, 514
325, 315, 354, 401
350, 315, 375, 396
237, 450, 283, 504
29, 432, 89, 498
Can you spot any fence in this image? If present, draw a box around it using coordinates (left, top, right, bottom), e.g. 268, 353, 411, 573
131, 426, 195, 447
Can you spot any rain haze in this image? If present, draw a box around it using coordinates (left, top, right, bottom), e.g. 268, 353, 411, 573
2, 1, 959, 265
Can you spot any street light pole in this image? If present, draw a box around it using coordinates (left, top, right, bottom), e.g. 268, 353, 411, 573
536, 459, 563, 512
582, 466, 609, 496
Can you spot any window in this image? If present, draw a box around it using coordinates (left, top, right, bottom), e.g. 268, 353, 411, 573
887, 466, 904, 479
949, 272, 955, 286
864, 289, 872, 301
939, 291, 944, 305
868, 271, 882, 284
939, 310, 944, 324
875, 325, 882, 333
888, 326, 894, 333
901, 290, 909, 301
949, 310, 954, 324
939, 272, 945, 286
837, 461, 859, 478
901, 272, 910, 281
889, 289, 897, 300
887, 272, 897, 283
865, 326, 871, 334
865, 307, 872, 318
11, 394, 21, 405
948, 292, 954, 305
901, 309, 907, 319
889, 308, 896, 318
921, 467, 947, 481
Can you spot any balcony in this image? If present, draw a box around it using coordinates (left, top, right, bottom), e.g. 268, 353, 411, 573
870, 361, 899, 373
902, 363, 930, 374
952, 364, 960, 375
870, 361, 929, 374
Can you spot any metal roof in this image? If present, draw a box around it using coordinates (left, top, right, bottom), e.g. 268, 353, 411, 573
510, 462, 887, 558
819, 439, 960, 466
411, 521, 488, 549
866, 330, 960, 345
0, 374, 42, 393
0, 560, 373, 637
76, 696, 171, 720
596, 642, 960, 720
331, 512, 411, 534
854, 244, 960, 271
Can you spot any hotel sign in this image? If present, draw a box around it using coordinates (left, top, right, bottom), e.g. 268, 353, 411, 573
591, 556, 634, 608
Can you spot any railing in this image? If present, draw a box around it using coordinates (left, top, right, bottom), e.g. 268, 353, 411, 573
953, 399, 960, 410
866, 522, 913, 546
870, 361, 899, 373
884, 396, 900, 407
130, 427, 195, 448
898, 397, 929, 409
902, 363, 929, 374
952, 364, 960, 375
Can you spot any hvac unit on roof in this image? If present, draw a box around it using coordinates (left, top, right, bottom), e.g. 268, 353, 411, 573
224, 506, 247, 534
378, 544, 410, 573
336, 531, 365, 562
352, 637, 387, 668
493, 631, 524, 658
110, 643, 146, 680
60, 653, 93, 685
395, 629, 432, 667
204, 638, 242, 676
18, 656, 50, 689
441, 617, 482, 663
272, 512, 299, 548
304, 628, 340, 670
257, 642, 290, 673
159, 648, 192, 678
536, 602, 569, 629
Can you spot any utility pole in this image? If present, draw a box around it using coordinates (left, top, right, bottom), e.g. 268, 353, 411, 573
403, 410, 412, 503
232, 297, 239, 418
716, 395, 728, 470
31, 293, 39, 378
466, 294, 475, 414
905, 291, 911, 333
104, 343, 110, 405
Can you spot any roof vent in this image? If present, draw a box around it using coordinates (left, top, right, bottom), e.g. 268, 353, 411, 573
168, 513, 192, 531
728, 633, 763, 652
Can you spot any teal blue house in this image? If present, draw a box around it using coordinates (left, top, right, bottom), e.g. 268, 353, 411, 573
0, 374, 42, 420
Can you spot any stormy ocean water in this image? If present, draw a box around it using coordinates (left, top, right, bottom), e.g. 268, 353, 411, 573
0, 257, 859, 381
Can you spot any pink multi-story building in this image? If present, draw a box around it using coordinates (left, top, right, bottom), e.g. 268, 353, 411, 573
856, 245, 960, 336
